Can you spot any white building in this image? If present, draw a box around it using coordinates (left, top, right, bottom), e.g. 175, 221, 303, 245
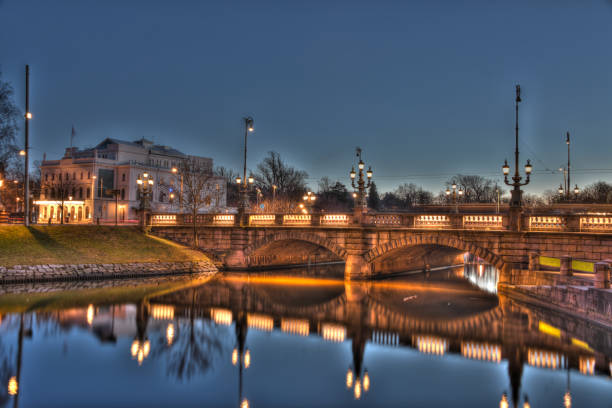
36, 138, 226, 224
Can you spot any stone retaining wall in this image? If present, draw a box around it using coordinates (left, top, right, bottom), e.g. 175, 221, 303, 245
0, 260, 217, 284
500, 283, 612, 328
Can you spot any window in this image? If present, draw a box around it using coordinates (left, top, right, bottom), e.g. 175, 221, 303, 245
52, 173, 55, 181
121, 188, 125, 200
80, 172, 83, 180
159, 192, 165, 202
45, 173, 48, 181
122, 173, 126, 182
86, 187, 91, 199
88, 171, 91, 179
79, 187, 83, 199
73, 172, 76, 180
58, 173, 62, 181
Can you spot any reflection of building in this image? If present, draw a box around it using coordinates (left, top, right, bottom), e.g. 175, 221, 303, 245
36, 138, 226, 223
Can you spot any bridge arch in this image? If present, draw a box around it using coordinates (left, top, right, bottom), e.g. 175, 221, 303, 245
243, 230, 349, 262
363, 234, 505, 271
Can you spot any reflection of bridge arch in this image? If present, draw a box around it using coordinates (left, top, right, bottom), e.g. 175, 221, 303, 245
363, 234, 505, 270
243, 230, 349, 261
364, 295, 504, 336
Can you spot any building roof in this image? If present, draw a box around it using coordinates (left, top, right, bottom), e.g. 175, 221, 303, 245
94, 137, 187, 157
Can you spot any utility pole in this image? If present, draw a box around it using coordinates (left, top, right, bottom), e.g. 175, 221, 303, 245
24, 65, 31, 226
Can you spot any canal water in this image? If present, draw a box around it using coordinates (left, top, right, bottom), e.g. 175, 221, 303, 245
0, 266, 611, 407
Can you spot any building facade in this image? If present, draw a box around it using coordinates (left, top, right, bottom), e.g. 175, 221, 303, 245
36, 138, 226, 224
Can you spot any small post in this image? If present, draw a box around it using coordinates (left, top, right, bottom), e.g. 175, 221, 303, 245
560, 256, 572, 276
594, 262, 610, 289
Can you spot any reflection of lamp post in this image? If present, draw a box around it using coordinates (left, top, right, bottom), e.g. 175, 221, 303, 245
445, 181, 464, 213
350, 147, 373, 213
233, 309, 250, 408
130, 339, 151, 366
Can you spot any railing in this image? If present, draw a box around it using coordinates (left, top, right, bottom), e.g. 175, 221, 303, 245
529, 216, 566, 230
320, 214, 349, 225
283, 214, 311, 225
580, 216, 612, 231
147, 210, 612, 234
213, 214, 234, 225
414, 215, 450, 228
463, 215, 503, 230
249, 214, 275, 226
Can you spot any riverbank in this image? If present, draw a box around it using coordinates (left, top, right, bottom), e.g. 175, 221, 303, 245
0, 225, 217, 283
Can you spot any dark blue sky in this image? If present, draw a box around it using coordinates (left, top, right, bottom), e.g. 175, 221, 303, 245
1, 0, 611, 194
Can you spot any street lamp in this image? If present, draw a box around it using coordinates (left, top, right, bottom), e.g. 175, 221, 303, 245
137, 172, 154, 227
171, 167, 183, 211
350, 147, 373, 212
302, 191, 316, 213
238, 116, 255, 211
445, 181, 464, 213
502, 85, 532, 230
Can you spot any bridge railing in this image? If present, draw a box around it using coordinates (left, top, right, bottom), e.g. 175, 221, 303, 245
151, 211, 612, 233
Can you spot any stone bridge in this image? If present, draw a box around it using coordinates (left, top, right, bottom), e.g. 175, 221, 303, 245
151, 211, 612, 282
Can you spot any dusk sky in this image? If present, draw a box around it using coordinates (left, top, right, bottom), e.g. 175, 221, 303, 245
1, 0, 611, 194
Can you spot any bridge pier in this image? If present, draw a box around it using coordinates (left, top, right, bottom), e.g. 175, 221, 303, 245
345, 255, 372, 280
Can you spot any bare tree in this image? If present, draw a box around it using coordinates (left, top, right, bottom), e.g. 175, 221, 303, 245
0, 70, 19, 179
179, 157, 214, 247
255, 151, 308, 201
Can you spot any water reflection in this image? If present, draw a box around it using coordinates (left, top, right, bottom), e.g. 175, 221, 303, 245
0, 270, 610, 407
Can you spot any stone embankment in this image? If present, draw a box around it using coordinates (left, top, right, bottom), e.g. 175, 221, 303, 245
0, 260, 217, 284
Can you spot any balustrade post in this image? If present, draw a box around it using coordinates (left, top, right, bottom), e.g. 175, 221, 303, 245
560, 255, 572, 276
565, 214, 580, 232
311, 213, 321, 226
508, 207, 522, 231
594, 262, 610, 289
450, 214, 462, 229
274, 213, 283, 225
402, 214, 415, 228
528, 252, 539, 273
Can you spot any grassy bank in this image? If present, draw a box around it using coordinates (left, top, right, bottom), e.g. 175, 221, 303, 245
0, 225, 208, 267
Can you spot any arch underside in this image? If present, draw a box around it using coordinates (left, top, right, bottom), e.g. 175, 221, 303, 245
245, 232, 347, 268
365, 235, 504, 272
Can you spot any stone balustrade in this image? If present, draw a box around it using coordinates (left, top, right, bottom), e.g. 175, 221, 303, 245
150, 210, 612, 234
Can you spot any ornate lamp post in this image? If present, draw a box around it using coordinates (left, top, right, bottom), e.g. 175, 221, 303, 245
502, 85, 532, 231
137, 172, 154, 227
350, 148, 373, 213
445, 181, 464, 213
171, 167, 183, 211
301, 191, 316, 213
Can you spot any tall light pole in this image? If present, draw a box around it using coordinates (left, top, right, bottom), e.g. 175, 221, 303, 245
566, 131, 570, 200
239, 117, 254, 211
24, 65, 32, 226
350, 147, 373, 213
502, 85, 532, 231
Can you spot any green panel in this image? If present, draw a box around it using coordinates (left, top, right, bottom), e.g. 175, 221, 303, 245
539, 256, 560, 268
572, 260, 594, 273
